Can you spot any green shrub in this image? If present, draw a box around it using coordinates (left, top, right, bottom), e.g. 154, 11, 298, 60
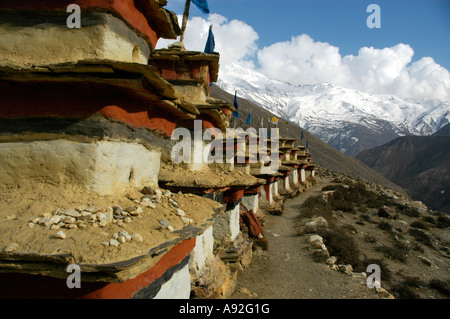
322, 185, 338, 191
359, 206, 368, 214
341, 178, 353, 186
363, 234, 377, 243
411, 242, 424, 253
329, 198, 354, 212
422, 216, 436, 225
360, 214, 372, 222
436, 215, 450, 229
429, 279, 450, 297
391, 284, 421, 299
318, 227, 363, 271
340, 223, 358, 234
321, 181, 394, 212
390, 276, 425, 298
300, 195, 336, 228
394, 203, 409, 211
403, 276, 424, 288
378, 221, 393, 231
408, 228, 433, 247
366, 195, 393, 208
400, 208, 421, 218
375, 244, 408, 263
301, 195, 331, 218
303, 195, 328, 210
410, 220, 429, 230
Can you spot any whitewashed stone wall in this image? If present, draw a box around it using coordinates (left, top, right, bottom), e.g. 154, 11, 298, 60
0, 140, 161, 195
213, 205, 240, 243
300, 168, 306, 182
189, 226, 214, 273
260, 184, 273, 205
153, 263, 191, 299
284, 176, 291, 190
272, 181, 279, 198
241, 194, 259, 213
290, 169, 299, 185
0, 12, 150, 67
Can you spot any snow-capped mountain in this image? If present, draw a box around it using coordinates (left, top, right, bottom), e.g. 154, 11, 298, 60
217, 63, 450, 156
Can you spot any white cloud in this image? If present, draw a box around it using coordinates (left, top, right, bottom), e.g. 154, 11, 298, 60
257, 34, 347, 85
257, 34, 450, 101
157, 16, 450, 101
156, 14, 259, 67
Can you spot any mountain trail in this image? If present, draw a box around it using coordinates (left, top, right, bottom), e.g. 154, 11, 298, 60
230, 178, 380, 299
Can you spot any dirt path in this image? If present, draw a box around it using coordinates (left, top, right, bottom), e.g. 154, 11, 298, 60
231, 178, 380, 299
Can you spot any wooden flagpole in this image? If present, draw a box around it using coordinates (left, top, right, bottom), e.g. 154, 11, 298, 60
180, 0, 191, 43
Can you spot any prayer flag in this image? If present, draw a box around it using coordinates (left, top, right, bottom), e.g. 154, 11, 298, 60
204, 25, 215, 53
232, 91, 239, 118
191, 0, 209, 14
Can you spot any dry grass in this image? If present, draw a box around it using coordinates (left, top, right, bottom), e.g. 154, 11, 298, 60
408, 228, 434, 248
410, 220, 429, 230
317, 227, 364, 272
436, 215, 450, 229
375, 244, 409, 263
299, 178, 449, 299
429, 279, 450, 297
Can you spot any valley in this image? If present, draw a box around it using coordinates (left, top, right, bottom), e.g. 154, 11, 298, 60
217, 63, 449, 157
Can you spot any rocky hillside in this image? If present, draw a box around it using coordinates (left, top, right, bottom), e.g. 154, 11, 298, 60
297, 168, 450, 299
356, 124, 450, 214
210, 85, 405, 194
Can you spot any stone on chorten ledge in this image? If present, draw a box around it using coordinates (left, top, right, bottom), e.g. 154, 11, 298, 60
149, 49, 220, 104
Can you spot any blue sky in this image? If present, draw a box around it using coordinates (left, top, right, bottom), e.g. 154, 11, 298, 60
166, 0, 450, 70
161, 0, 450, 101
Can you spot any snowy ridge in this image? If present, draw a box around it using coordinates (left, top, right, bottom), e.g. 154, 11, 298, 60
217, 63, 450, 155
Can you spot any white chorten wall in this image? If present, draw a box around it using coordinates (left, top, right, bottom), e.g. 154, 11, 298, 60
241, 194, 259, 213
153, 263, 191, 299
259, 184, 273, 205
213, 205, 240, 243
272, 181, 280, 198
0, 140, 161, 196
290, 169, 299, 185
189, 226, 214, 274
300, 168, 306, 182
0, 12, 150, 67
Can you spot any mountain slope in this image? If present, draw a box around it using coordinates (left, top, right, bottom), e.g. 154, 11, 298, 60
210, 85, 405, 194
433, 123, 450, 136
217, 64, 450, 156
356, 125, 450, 213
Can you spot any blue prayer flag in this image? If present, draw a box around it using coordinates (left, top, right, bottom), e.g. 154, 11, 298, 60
204, 26, 215, 54
246, 112, 251, 125
191, 0, 209, 14
232, 91, 239, 118
306, 140, 309, 150
301, 131, 304, 141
